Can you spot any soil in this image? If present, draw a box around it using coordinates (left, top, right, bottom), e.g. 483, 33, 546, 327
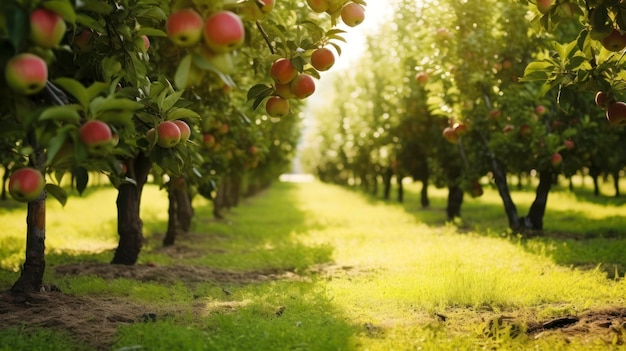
2, 246, 625, 350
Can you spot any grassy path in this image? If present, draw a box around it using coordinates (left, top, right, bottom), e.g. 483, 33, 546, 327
2, 180, 626, 350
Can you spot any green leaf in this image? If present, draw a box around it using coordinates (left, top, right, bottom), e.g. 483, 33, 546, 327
39, 105, 81, 123
86, 82, 108, 101
46, 131, 68, 164
5, 3, 28, 51
161, 91, 183, 113
136, 28, 167, 37
75, 13, 106, 33
247, 83, 273, 101
522, 61, 554, 81
77, 0, 113, 14
98, 97, 144, 112
42, 1, 76, 24
54, 78, 89, 108
73, 167, 89, 195
174, 54, 192, 90
167, 108, 200, 121
44, 183, 68, 206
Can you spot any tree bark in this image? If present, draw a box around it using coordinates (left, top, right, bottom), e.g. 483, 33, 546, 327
613, 170, 620, 197
520, 170, 553, 231
396, 172, 404, 203
11, 135, 47, 294
490, 157, 520, 229
383, 167, 392, 200
592, 174, 600, 196
1, 164, 8, 200
111, 153, 151, 265
446, 185, 463, 220
162, 177, 194, 247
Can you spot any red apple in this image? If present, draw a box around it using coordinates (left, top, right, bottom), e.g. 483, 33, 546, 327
140, 35, 150, 51
9, 167, 45, 202
502, 124, 515, 134
415, 72, 428, 84
79, 120, 113, 155
203, 11, 245, 53
266, 96, 290, 117
551, 153, 563, 166
606, 101, 626, 125
219, 123, 230, 134
156, 121, 181, 148
5, 53, 48, 95
290, 74, 316, 99
594, 91, 612, 109
166, 9, 204, 47
173, 120, 191, 141
488, 109, 501, 119
535, 105, 547, 115
249, 145, 258, 155
73, 29, 93, 52
453, 122, 467, 135
442, 127, 458, 143
203, 134, 216, 148
564, 140, 574, 150
311, 47, 335, 71
519, 124, 532, 136
341, 2, 365, 27
601, 29, 626, 52
270, 58, 298, 84
30, 8, 66, 48
307, 0, 329, 12
536, 0, 555, 14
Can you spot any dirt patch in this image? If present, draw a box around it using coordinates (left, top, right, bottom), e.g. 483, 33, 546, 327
0, 289, 152, 351
54, 262, 298, 285
527, 307, 626, 344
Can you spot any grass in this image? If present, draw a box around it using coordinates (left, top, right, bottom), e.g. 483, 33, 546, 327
2, 176, 626, 350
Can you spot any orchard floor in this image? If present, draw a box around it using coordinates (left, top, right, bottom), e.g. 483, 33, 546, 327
3, 179, 626, 350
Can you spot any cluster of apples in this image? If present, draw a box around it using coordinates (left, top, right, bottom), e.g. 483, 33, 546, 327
147, 120, 192, 149
166, 8, 245, 52
265, 58, 319, 117
595, 91, 626, 126
306, 0, 366, 27
4, 8, 67, 95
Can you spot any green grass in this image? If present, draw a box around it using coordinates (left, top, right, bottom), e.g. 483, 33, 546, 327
2, 177, 626, 350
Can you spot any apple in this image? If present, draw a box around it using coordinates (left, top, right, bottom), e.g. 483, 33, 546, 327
502, 124, 515, 134
564, 140, 574, 150
535, 105, 547, 115
73, 29, 93, 52
536, 0, 555, 14
311, 47, 335, 71
488, 109, 501, 119
173, 120, 191, 141
519, 124, 532, 136
307, 0, 329, 12
341, 2, 365, 27
290, 74, 316, 99
203, 134, 216, 148
551, 120, 564, 130
502, 60, 512, 69
415, 72, 428, 84
453, 122, 467, 135
606, 101, 626, 125
156, 121, 181, 148
241, 0, 275, 20
275, 83, 294, 99
551, 153, 563, 166
270, 58, 298, 84
219, 123, 230, 134
595, 91, 612, 109
469, 180, 483, 198
265, 96, 290, 117
146, 128, 157, 145
9, 167, 45, 202
5, 53, 48, 95
79, 120, 113, 155
442, 127, 458, 143
203, 11, 245, 53
140, 35, 150, 51
30, 8, 66, 49
249, 145, 258, 155
601, 29, 626, 52
166, 9, 204, 47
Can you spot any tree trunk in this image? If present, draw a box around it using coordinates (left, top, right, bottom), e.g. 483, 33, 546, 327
420, 175, 430, 208
383, 167, 392, 200
490, 157, 520, 229
396, 172, 404, 203
1, 164, 8, 200
111, 154, 151, 265
592, 174, 600, 196
11, 135, 47, 294
519, 170, 553, 231
162, 177, 194, 247
446, 185, 463, 220
613, 170, 620, 197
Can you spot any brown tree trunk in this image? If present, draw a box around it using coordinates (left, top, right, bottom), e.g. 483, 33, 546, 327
1, 164, 9, 201
519, 170, 553, 231
163, 177, 194, 247
111, 154, 151, 265
490, 157, 520, 229
396, 172, 404, 203
446, 185, 464, 220
11, 135, 47, 294
613, 170, 620, 197
383, 167, 392, 200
